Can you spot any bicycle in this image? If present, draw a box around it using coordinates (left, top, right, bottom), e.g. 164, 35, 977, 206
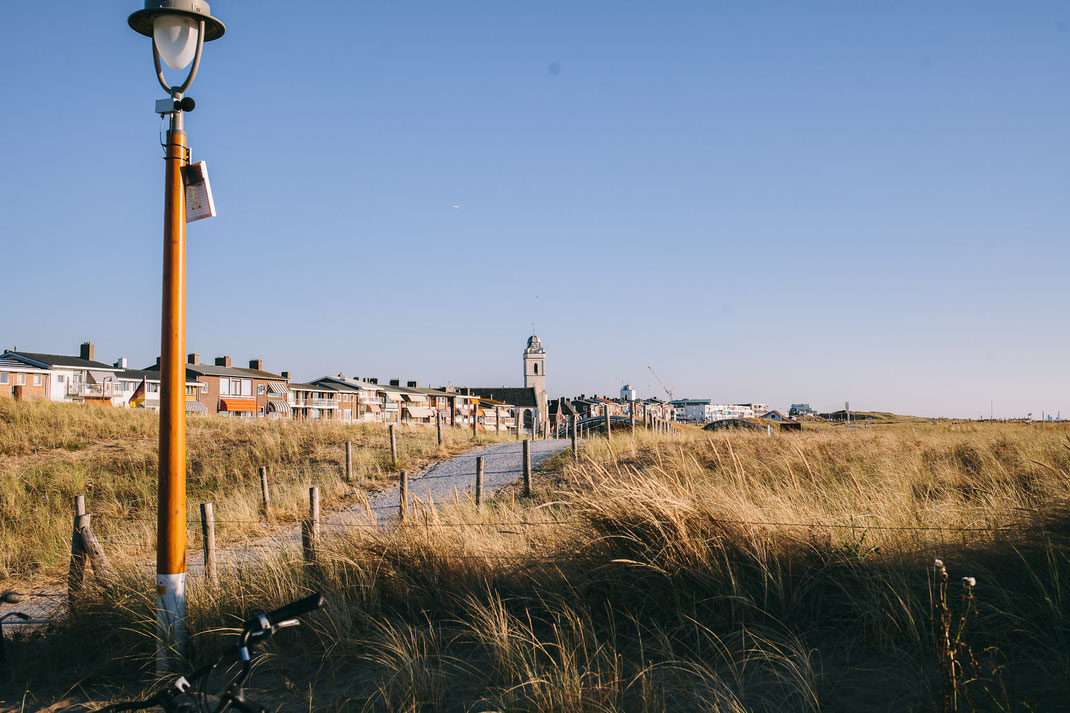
97, 592, 324, 713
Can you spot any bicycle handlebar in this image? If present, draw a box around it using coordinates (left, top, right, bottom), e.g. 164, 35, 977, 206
256, 592, 323, 630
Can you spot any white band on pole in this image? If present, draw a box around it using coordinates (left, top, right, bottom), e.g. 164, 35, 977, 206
156, 572, 187, 671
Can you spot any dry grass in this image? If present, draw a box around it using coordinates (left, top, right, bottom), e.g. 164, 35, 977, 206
5, 420, 1070, 712
0, 398, 512, 581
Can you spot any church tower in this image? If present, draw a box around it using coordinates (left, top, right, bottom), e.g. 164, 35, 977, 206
524, 334, 548, 426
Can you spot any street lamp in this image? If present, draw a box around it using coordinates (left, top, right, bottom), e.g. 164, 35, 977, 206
128, 0, 224, 670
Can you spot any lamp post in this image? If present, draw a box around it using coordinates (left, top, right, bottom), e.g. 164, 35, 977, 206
128, 0, 225, 670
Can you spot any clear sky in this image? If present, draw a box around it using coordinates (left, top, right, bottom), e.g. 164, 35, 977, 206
1, 2, 1067, 418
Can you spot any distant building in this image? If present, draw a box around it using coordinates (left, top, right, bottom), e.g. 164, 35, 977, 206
671, 400, 767, 423
789, 403, 816, 417
149, 354, 289, 418
0, 356, 52, 401
620, 384, 637, 401
672, 399, 711, 422
523, 334, 548, 427
3, 343, 123, 405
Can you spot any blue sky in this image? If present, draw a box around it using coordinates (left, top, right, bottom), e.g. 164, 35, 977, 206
1, 2, 1067, 418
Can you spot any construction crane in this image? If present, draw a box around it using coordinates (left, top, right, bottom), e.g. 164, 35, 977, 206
647, 365, 677, 400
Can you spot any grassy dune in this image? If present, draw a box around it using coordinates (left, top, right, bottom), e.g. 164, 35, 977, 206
5, 417, 1070, 712
0, 398, 511, 581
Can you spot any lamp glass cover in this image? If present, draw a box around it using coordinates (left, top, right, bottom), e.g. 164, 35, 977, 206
153, 15, 199, 70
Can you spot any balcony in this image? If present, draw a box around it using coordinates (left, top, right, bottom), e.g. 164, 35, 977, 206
68, 383, 122, 398
293, 397, 337, 409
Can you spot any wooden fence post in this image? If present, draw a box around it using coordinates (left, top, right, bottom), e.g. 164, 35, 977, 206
630, 401, 636, 434
436, 413, 443, 446
389, 424, 398, 466
571, 415, 578, 457
605, 411, 611, 439
472, 406, 479, 439
516, 410, 521, 440
475, 456, 484, 508
68, 495, 87, 596
522, 439, 531, 497
76, 513, 110, 578
495, 406, 502, 436
345, 440, 353, 483
399, 471, 408, 521
302, 486, 320, 563
200, 503, 217, 586
259, 466, 271, 518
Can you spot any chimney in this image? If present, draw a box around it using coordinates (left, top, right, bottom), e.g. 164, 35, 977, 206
281, 371, 290, 379
80, 342, 94, 361
368, 377, 378, 384
155, 356, 161, 369
407, 380, 418, 388
249, 358, 263, 371
389, 379, 400, 387
188, 353, 199, 365
337, 372, 345, 379
114, 356, 128, 369
215, 356, 231, 367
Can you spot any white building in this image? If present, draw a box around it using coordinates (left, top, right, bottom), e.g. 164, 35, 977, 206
672, 400, 770, 422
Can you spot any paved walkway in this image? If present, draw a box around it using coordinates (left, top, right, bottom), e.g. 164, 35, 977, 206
354, 438, 572, 522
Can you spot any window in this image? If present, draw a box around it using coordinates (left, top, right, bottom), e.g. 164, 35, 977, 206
186, 385, 197, 396
533, 363, 538, 375
16, 373, 26, 386
33, 374, 43, 386
258, 384, 265, 395
57, 375, 64, 383
219, 379, 229, 395
242, 379, 252, 396
0, 373, 7, 384
148, 383, 160, 393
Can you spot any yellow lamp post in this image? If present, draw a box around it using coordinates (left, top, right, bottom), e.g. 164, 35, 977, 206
128, 0, 225, 670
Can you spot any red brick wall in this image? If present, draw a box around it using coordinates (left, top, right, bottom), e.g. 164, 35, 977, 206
0, 371, 50, 400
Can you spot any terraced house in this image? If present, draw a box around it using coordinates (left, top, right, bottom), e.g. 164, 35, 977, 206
146, 354, 289, 418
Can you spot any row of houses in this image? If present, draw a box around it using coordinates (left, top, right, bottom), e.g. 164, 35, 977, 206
0, 343, 544, 432
0, 341, 688, 436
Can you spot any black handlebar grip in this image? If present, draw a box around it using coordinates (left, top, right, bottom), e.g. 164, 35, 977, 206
265, 592, 323, 627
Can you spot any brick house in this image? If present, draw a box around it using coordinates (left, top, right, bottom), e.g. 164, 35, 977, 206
147, 354, 289, 417
0, 356, 51, 400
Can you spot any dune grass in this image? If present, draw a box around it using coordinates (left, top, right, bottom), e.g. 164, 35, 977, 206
0, 398, 512, 582
4, 418, 1070, 712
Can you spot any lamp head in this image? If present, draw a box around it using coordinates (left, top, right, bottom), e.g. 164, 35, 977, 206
128, 0, 226, 43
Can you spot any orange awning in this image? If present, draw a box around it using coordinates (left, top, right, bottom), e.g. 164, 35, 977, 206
364, 403, 381, 413
220, 397, 258, 412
